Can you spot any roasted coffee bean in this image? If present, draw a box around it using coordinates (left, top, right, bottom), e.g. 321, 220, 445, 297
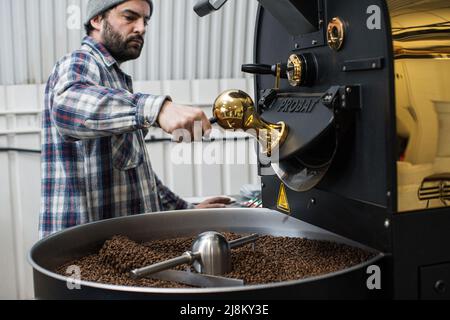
55, 233, 374, 288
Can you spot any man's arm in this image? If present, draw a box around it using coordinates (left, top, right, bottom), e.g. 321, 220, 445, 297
51, 51, 212, 141
51, 51, 166, 141
155, 175, 232, 211
154, 174, 195, 211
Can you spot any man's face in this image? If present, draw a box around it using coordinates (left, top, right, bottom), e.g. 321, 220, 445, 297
99, 0, 151, 62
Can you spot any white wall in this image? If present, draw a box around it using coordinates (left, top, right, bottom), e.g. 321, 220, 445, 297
0, 78, 259, 299
0, 0, 259, 85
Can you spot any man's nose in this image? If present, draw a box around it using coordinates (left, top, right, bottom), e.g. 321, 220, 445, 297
134, 19, 146, 35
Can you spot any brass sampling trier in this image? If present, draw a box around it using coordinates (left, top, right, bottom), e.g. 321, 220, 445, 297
211, 89, 288, 157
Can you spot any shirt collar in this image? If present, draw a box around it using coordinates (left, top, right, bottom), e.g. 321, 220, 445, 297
82, 36, 118, 68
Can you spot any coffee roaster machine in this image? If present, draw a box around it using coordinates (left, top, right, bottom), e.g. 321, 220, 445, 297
29, 0, 450, 299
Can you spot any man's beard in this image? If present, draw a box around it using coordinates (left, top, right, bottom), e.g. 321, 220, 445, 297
101, 19, 144, 63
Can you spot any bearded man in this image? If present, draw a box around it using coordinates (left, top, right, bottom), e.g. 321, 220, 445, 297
40, 0, 230, 238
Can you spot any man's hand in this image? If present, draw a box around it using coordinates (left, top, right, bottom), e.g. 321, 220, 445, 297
195, 197, 233, 209
157, 101, 212, 142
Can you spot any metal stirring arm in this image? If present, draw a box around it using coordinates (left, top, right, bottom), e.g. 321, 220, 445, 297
130, 234, 260, 279
229, 234, 259, 249
130, 251, 199, 279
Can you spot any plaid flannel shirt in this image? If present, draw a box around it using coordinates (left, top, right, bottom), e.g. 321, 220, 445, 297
40, 36, 193, 239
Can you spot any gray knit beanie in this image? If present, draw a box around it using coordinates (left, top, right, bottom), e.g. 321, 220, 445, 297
85, 0, 153, 25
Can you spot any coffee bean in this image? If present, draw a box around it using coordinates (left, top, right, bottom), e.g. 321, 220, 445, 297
55, 233, 374, 288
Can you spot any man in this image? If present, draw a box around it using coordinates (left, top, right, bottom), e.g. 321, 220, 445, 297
40, 0, 230, 238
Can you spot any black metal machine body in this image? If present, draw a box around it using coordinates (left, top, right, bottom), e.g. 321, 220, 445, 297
250, 0, 450, 299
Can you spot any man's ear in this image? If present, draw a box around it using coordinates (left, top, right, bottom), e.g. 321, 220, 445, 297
90, 15, 103, 32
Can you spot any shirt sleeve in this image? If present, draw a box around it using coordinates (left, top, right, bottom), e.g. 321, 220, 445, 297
154, 174, 195, 211
51, 51, 169, 141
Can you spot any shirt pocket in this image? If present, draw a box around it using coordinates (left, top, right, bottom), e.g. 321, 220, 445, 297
111, 132, 144, 170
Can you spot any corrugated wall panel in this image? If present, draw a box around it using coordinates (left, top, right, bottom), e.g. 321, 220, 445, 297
209, 4, 222, 79
55, 0, 69, 61
12, 0, 28, 85
185, 0, 198, 80
233, 0, 247, 78
221, 0, 236, 79
0, 0, 258, 85
0, 0, 15, 84
40, 0, 56, 80
26, 0, 43, 84
246, 1, 258, 67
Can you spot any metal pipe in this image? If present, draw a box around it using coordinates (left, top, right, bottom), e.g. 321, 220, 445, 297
130, 252, 199, 279
229, 234, 259, 249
